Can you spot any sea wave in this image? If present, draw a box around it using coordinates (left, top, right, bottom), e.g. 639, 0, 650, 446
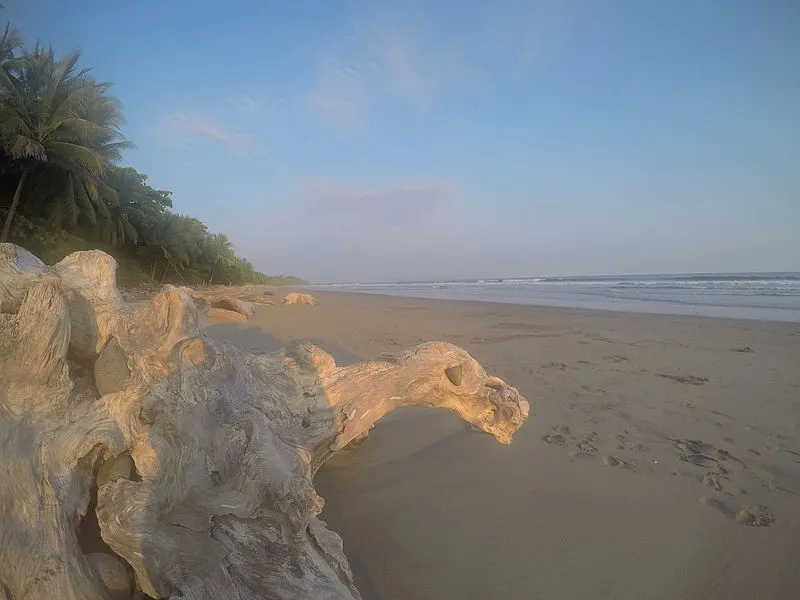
308, 273, 800, 321
313, 273, 800, 293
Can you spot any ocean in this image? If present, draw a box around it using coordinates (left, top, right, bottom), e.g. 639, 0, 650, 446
310, 273, 800, 322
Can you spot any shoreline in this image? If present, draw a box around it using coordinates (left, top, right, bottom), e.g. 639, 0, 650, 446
306, 284, 800, 323
301, 288, 800, 328
206, 290, 800, 600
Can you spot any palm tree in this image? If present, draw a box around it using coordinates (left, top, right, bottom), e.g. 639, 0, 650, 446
0, 44, 132, 241
206, 232, 235, 284
104, 166, 172, 244
0, 23, 21, 67
136, 213, 197, 283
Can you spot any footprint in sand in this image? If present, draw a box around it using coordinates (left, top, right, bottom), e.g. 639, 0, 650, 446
700, 497, 774, 527
545, 427, 645, 471
542, 427, 598, 456
543, 432, 569, 446
542, 361, 570, 371
615, 431, 650, 453
603, 355, 628, 363
700, 472, 726, 491
670, 438, 743, 469
602, 455, 636, 470
672, 439, 757, 498
657, 373, 709, 385
572, 432, 599, 457
543, 426, 572, 446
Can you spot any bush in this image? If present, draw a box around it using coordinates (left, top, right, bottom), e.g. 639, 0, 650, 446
116, 260, 156, 289
4, 214, 89, 265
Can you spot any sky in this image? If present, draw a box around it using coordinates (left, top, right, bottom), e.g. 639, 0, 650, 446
7, 0, 800, 282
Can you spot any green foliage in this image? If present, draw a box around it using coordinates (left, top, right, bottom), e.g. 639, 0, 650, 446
0, 38, 134, 241
261, 275, 308, 286
2, 211, 89, 263
116, 259, 155, 289
0, 23, 291, 287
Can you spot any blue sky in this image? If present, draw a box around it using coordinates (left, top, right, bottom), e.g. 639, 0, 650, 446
8, 0, 800, 282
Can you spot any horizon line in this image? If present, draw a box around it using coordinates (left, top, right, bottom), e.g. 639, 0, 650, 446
307, 270, 800, 287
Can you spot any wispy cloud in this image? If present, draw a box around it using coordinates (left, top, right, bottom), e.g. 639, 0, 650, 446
232, 95, 266, 117
310, 23, 478, 135
310, 59, 367, 136
308, 3, 575, 135
376, 29, 433, 107
484, 0, 577, 73
304, 179, 455, 227
152, 110, 258, 156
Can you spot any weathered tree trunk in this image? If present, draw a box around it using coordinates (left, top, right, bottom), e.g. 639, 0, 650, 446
0, 244, 530, 600
209, 295, 255, 319
283, 292, 319, 306
0, 168, 29, 243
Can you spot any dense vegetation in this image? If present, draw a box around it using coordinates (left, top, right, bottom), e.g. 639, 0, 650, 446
0, 24, 304, 287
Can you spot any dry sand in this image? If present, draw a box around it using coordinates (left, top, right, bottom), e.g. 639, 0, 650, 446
205, 291, 800, 600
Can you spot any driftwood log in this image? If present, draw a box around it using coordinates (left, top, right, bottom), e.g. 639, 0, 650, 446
0, 244, 530, 600
209, 296, 256, 319
282, 292, 319, 306
206, 306, 249, 322
193, 291, 272, 320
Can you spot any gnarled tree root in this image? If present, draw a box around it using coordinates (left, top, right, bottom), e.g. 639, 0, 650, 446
0, 244, 530, 600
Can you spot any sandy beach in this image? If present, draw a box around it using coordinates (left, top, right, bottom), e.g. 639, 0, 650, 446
206, 291, 800, 600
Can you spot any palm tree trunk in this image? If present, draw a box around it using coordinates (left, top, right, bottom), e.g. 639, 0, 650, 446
208, 255, 220, 285
169, 258, 188, 285
1, 169, 29, 243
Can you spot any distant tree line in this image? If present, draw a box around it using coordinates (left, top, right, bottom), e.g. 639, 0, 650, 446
0, 23, 304, 287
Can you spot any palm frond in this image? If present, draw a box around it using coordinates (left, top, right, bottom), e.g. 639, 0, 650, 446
49, 81, 98, 124
46, 141, 107, 173
98, 140, 135, 164
7, 135, 46, 160
120, 213, 138, 244
0, 68, 33, 125
0, 111, 31, 137
0, 23, 23, 65
38, 48, 85, 123
72, 173, 97, 224
86, 179, 111, 220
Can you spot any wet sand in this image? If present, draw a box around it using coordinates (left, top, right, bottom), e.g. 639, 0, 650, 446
206, 291, 800, 600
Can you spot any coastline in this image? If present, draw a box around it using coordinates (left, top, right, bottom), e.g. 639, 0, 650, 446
207, 290, 800, 600
304, 288, 800, 324
308, 276, 800, 323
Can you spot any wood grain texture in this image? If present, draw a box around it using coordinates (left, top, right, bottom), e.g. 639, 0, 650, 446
0, 244, 529, 600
